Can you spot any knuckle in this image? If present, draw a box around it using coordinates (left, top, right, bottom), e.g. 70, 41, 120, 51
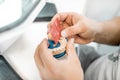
34, 49, 38, 59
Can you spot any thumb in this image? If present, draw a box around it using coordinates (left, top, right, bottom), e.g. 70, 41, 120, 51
66, 38, 77, 59
38, 39, 55, 62
61, 23, 85, 37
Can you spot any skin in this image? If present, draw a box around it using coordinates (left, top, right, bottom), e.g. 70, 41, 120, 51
94, 17, 120, 45
34, 12, 120, 80
53, 12, 120, 45
49, 12, 100, 44
34, 38, 83, 80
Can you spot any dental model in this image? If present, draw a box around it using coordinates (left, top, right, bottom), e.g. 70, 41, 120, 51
47, 18, 67, 58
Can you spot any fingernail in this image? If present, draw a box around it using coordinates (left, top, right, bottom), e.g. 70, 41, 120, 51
61, 31, 67, 37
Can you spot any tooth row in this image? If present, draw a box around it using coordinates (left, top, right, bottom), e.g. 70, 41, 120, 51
52, 37, 67, 55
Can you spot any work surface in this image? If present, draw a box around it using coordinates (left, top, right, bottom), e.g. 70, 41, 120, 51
4, 22, 47, 80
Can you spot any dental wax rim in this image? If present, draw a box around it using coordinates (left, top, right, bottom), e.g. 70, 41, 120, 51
47, 18, 67, 58
48, 18, 62, 45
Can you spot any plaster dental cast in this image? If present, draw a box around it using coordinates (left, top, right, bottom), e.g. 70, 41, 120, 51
47, 18, 67, 58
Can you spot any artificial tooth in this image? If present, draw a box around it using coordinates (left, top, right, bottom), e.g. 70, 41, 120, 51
57, 48, 60, 50
51, 37, 68, 55
53, 48, 57, 51
59, 47, 63, 51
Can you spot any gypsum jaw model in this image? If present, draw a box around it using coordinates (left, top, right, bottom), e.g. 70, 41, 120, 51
49, 37, 67, 55
47, 18, 67, 57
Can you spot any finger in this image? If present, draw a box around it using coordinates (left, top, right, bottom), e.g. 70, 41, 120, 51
38, 39, 56, 67
66, 38, 77, 59
74, 36, 94, 44
34, 46, 44, 71
51, 13, 69, 22
61, 23, 86, 37
51, 13, 73, 30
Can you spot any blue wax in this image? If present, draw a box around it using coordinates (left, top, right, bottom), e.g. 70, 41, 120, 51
48, 40, 66, 58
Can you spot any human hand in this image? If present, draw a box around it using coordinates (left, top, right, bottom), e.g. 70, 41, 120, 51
34, 38, 83, 80
49, 12, 102, 44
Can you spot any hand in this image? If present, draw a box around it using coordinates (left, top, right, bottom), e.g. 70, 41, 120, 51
49, 12, 101, 44
34, 38, 83, 80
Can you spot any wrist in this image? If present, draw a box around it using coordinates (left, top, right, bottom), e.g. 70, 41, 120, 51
93, 22, 104, 43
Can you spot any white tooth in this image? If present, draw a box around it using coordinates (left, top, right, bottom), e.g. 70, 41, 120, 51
59, 47, 63, 51
59, 47, 61, 51
53, 48, 57, 51
56, 48, 60, 51
51, 37, 67, 55
58, 47, 60, 49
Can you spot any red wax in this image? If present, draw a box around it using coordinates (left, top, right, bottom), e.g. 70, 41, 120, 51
48, 18, 62, 45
